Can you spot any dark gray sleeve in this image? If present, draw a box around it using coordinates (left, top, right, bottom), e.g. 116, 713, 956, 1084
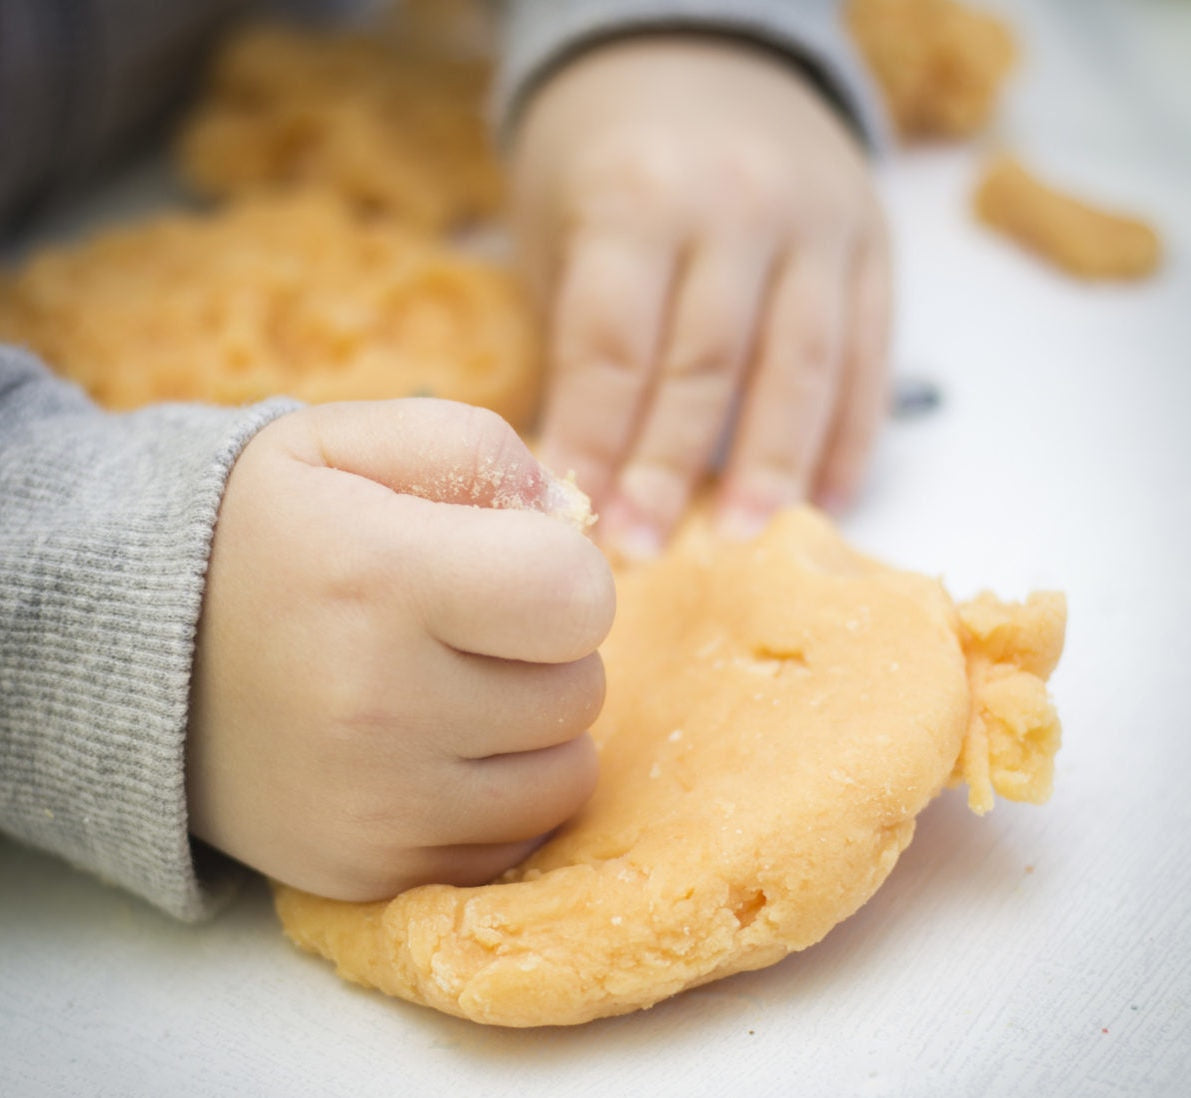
0, 0, 252, 231
0, 0, 386, 233
0, 347, 299, 920
495, 0, 890, 150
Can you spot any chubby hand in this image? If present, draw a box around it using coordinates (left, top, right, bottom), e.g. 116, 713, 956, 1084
512, 36, 891, 556
186, 400, 614, 901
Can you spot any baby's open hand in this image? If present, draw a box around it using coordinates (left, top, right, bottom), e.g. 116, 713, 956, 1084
512, 36, 890, 556
186, 400, 614, 900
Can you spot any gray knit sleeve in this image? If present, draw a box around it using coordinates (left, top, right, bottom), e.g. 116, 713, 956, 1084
495, 0, 890, 150
0, 347, 298, 920
0, 0, 386, 233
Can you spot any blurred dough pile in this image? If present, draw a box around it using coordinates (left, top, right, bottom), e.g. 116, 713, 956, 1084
175, 21, 503, 234
0, 7, 535, 418
0, 191, 539, 423
275, 507, 1065, 1028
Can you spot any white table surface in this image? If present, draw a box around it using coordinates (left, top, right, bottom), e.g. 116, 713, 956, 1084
3, 2, 1189, 1095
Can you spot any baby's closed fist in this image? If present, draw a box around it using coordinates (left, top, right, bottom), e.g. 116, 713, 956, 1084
186, 400, 614, 900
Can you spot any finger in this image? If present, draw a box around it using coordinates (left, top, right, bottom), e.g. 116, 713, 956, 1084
811, 238, 893, 512
296, 398, 562, 514
600, 236, 775, 556
285, 727, 598, 897
439, 731, 600, 846
327, 835, 553, 899
428, 649, 606, 759
715, 245, 849, 538
537, 226, 678, 505
394, 497, 616, 664
391, 837, 549, 892
349, 732, 598, 892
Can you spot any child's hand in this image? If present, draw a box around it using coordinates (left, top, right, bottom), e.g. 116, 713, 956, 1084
186, 400, 614, 901
511, 36, 890, 557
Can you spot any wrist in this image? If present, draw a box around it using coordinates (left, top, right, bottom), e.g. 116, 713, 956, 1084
497, 0, 891, 152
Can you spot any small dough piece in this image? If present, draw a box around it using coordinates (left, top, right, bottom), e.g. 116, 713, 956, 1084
175, 22, 502, 233
973, 154, 1162, 280
543, 471, 596, 533
274, 508, 1065, 1027
0, 191, 541, 426
847, 0, 1015, 140
951, 590, 1064, 813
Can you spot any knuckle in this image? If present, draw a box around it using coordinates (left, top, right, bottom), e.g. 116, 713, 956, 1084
543, 534, 616, 656
561, 733, 600, 807
538, 733, 600, 816
553, 267, 658, 375
577, 133, 684, 215
666, 322, 744, 382
793, 324, 838, 383
572, 541, 617, 644
574, 651, 607, 722
765, 310, 838, 397
317, 534, 397, 616
672, 342, 740, 389
783, 173, 869, 243
719, 145, 792, 227
555, 312, 643, 377
534, 653, 607, 744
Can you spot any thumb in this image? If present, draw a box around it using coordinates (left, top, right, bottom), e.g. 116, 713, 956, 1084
297, 398, 582, 518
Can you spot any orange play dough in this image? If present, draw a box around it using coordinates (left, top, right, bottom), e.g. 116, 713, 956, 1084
274, 508, 1064, 1027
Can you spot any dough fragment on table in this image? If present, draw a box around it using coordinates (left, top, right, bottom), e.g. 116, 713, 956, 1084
973, 154, 1162, 280
0, 191, 541, 427
847, 0, 1015, 140
950, 590, 1064, 812
274, 508, 1065, 1028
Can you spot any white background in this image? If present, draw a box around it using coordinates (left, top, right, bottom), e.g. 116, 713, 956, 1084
2, 1, 1189, 1094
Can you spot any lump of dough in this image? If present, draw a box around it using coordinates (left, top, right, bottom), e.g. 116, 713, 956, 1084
274, 507, 1064, 1027
0, 191, 541, 427
846, 0, 1016, 140
973, 153, 1162, 280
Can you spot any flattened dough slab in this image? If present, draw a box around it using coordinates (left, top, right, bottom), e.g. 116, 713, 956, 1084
274, 507, 1064, 1027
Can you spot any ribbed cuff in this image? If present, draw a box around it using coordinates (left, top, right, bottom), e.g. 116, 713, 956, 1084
494, 0, 892, 153
1, 348, 298, 920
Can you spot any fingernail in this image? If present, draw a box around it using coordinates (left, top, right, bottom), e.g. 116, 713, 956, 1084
814, 489, 851, 519
715, 505, 770, 542
608, 521, 663, 562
